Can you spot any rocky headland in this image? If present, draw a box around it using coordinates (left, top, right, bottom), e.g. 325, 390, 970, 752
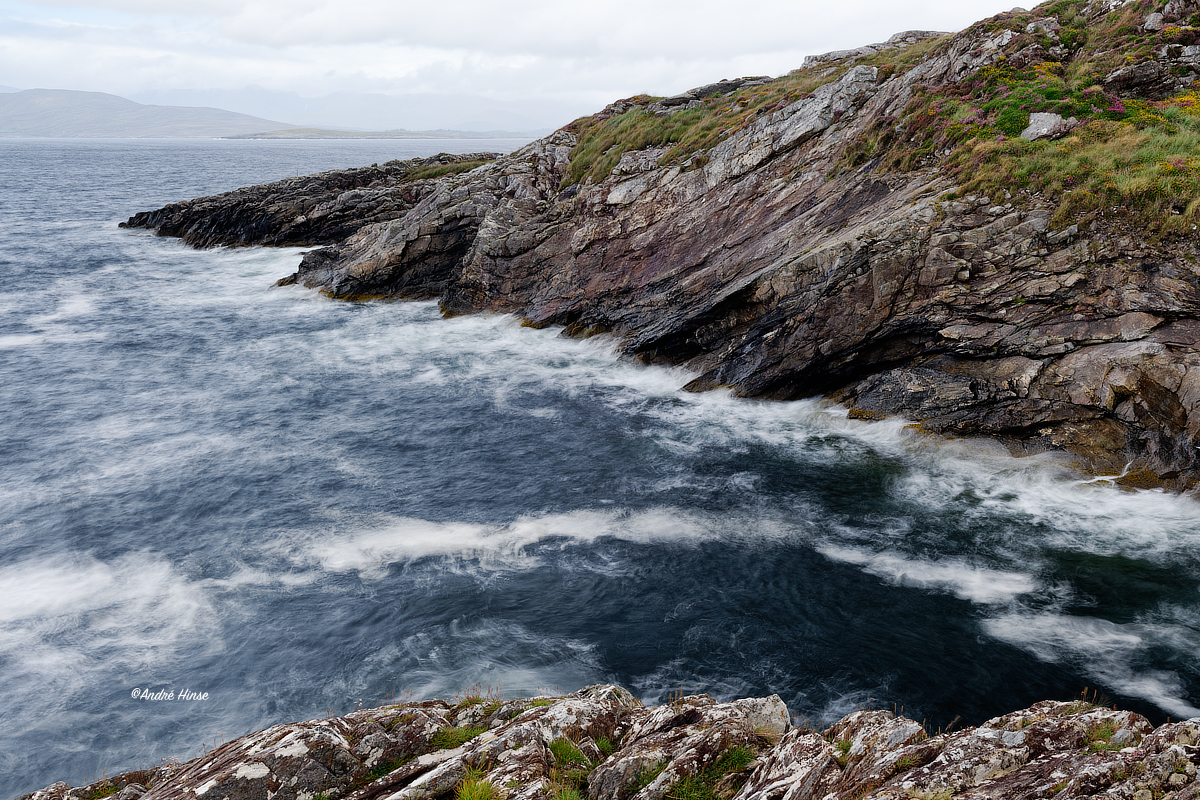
122, 0, 1200, 491
19, 686, 1200, 800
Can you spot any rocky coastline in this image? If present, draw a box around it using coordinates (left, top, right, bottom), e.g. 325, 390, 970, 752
121, 0, 1200, 492
78, 2, 1200, 797
19, 686, 1200, 800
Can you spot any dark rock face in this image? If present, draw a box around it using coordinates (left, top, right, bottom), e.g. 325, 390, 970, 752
119, 154, 499, 250
20, 688, 1200, 800
120, 14, 1200, 490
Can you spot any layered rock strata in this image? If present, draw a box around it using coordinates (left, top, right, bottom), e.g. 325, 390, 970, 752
120, 154, 498, 249
19, 687, 1200, 800
122, 5, 1200, 490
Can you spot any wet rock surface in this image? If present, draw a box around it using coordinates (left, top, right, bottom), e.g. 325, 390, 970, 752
20, 688, 1200, 800
121, 7, 1200, 490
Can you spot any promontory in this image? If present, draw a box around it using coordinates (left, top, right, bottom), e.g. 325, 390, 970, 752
122, 0, 1200, 492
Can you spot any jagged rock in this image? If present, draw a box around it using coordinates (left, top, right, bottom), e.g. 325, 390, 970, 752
1104, 60, 1173, 98
802, 30, 947, 68
586, 694, 788, 800
1024, 17, 1061, 35
120, 154, 499, 249
686, 78, 770, 99
645, 95, 704, 116
22, 690, 1200, 800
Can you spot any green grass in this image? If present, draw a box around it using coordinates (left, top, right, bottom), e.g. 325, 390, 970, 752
85, 785, 119, 800
549, 738, 590, 767
403, 160, 490, 183
558, 0, 1200, 238
431, 725, 487, 750
627, 762, 667, 795
663, 746, 756, 800
864, 0, 1200, 235
1086, 721, 1123, 752
596, 737, 616, 759
455, 767, 499, 800
547, 738, 594, 796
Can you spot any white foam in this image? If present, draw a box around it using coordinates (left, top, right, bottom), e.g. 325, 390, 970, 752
816, 544, 1038, 605
0, 552, 220, 692
295, 507, 756, 580
30, 294, 96, 325
983, 613, 1200, 719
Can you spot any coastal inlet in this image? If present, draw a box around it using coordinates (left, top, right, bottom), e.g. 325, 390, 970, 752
0, 138, 1198, 799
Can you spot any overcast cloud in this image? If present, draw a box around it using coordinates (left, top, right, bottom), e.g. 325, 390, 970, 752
0, 0, 1023, 129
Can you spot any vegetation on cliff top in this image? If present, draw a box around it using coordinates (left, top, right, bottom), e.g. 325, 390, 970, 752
560, 34, 950, 187
884, 0, 1200, 235
562, 0, 1200, 235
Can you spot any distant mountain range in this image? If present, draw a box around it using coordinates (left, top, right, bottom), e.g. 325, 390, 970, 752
0, 89, 300, 138
0, 88, 556, 138
126, 86, 587, 134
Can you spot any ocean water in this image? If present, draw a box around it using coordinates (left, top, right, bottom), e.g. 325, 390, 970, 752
2, 137, 1199, 798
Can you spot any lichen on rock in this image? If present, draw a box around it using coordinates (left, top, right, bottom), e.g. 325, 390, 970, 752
21, 688, 1200, 800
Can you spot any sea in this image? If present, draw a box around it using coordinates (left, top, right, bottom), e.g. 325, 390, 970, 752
2, 137, 1199, 798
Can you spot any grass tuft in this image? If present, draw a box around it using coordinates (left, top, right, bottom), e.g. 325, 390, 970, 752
663, 746, 757, 800
547, 737, 594, 796
431, 725, 487, 750
455, 767, 499, 800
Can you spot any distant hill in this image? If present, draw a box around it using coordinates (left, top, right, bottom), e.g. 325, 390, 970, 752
0, 89, 300, 138
0, 85, 18, 93
224, 127, 551, 140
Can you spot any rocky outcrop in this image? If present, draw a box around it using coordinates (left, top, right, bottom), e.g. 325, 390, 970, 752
800, 30, 948, 68
19, 687, 1200, 800
119, 154, 498, 249
122, 2, 1200, 490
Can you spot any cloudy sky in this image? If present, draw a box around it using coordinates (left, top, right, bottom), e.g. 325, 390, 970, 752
0, 0, 1022, 129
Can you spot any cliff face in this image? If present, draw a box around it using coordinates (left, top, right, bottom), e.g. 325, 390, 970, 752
123, 0, 1200, 490
20, 687, 1200, 800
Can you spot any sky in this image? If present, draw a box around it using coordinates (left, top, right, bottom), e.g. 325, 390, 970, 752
0, 0, 1026, 130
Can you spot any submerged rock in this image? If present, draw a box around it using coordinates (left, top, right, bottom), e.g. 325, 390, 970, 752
20, 688, 1200, 800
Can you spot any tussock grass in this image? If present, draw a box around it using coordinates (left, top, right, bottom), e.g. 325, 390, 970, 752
663, 746, 756, 800
546, 737, 595, 797
431, 725, 487, 750
404, 160, 490, 182
945, 96, 1200, 233
455, 768, 499, 800
871, 0, 1200, 235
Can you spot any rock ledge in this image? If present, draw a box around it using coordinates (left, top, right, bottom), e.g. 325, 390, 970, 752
20, 688, 1200, 800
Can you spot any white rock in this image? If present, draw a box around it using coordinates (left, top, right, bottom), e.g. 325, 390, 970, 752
1020, 112, 1078, 141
